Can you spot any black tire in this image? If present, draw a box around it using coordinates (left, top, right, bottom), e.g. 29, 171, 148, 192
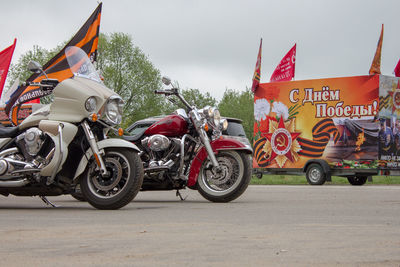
71, 184, 86, 202
197, 151, 252, 202
305, 163, 326, 185
80, 148, 143, 210
347, 176, 367, 186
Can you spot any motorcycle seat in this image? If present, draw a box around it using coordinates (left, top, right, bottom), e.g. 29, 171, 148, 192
0, 125, 20, 138
122, 134, 142, 142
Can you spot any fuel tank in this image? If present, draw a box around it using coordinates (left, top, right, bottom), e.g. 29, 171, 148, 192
144, 114, 188, 137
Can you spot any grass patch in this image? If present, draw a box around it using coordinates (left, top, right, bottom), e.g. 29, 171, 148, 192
251, 175, 400, 185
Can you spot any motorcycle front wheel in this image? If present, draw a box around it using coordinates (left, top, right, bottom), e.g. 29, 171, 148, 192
197, 150, 252, 202
80, 148, 143, 210
71, 184, 86, 202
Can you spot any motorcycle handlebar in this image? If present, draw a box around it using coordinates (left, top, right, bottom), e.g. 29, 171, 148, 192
154, 89, 176, 96
154, 89, 167, 95
23, 78, 59, 91
154, 87, 192, 109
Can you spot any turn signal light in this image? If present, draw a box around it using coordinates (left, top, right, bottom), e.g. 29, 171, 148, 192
118, 128, 124, 136
89, 113, 98, 122
204, 123, 209, 132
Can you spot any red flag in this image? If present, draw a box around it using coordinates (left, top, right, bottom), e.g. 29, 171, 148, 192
369, 24, 384, 75
394, 58, 400, 77
6, 3, 102, 125
251, 38, 262, 93
0, 39, 16, 98
270, 43, 296, 82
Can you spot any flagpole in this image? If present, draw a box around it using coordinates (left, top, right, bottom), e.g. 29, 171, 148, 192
293, 43, 296, 81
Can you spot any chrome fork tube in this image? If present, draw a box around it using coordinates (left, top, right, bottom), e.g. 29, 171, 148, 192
179, 134, 197, 178
190, 109, 219, 168
82, 121, 107, 175
199, 128, 219, 167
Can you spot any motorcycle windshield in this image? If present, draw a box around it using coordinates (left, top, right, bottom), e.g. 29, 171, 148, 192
65, 46, 102, 83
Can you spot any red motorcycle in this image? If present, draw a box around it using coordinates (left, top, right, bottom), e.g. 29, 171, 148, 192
124, 77, 253, 202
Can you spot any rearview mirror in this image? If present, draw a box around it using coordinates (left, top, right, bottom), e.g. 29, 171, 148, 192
27, 61, 42, 73
162, 76, 171, 86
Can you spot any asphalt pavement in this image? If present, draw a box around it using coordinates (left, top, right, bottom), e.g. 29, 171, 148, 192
0, 185, 399, 266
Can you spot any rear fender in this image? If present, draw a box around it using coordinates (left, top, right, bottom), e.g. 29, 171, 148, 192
73, 138, 140, 180
187, 137, 252, 187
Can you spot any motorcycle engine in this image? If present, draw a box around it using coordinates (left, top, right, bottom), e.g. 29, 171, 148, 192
146, 134, 171, 152
17, 128, 45, 156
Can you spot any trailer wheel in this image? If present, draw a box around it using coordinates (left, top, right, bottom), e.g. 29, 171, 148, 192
305, 163, 326, 185
347, 176, 367, 186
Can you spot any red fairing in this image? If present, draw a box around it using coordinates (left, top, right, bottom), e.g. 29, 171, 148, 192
144, 114, 188, 137
187, 137, 252, 187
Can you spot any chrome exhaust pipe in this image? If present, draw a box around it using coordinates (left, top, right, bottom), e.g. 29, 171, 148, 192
0, 179, 29, 187
0, 147, 18, 158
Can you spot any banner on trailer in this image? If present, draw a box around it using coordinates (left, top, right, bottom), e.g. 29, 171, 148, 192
253, 75, 380, 169
377, 75, 400, 168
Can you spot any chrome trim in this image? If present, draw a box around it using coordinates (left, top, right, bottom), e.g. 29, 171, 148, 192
189, 109, 219, 168
0, 148, 18, 158
82, 121, 107, 175
0, 178, 29, 187
179, 134, 198, 179
199, 128, 219, 167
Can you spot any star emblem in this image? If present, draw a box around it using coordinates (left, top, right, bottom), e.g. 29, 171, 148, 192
388, 80, 400, 114
261, 117, 301, 168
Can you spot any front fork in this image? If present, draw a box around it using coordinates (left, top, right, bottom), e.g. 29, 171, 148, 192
198, 128, 220, 168
190, 110, 220, 168
82, 121, 107, 175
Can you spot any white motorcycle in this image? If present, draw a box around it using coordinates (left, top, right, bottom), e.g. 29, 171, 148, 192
0, 46, 143, 209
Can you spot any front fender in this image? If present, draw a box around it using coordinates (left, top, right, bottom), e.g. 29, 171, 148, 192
73, 138, 140, 180
187, 137, 252, 187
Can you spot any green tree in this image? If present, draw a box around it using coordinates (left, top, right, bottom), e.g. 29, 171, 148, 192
163, 86, 217, 114
97, 32, 166, 127
6, 32, 224, 130
181, 88, 217, 108
218, 88, 254, 141
6, 45, 52, 91
5, 43, 66, 104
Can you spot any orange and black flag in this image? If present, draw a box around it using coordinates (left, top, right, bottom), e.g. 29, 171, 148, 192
5, 3, 102, 125
251, 38, 262, 93
369, 24, 384, 75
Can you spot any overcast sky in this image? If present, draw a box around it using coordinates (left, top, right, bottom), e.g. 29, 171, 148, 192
1, 0, 400, 100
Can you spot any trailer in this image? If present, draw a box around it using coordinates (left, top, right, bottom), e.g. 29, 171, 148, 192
253, 75, 400, 185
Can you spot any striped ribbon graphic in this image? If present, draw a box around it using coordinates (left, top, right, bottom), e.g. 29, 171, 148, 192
254, 118, 340, 167
379, 95, 390, 110
297, 118, 340, 158
253, 136, 269, 167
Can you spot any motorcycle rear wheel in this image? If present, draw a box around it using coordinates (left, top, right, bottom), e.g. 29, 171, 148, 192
197, 150, 252, 202
80, 148, 143, 210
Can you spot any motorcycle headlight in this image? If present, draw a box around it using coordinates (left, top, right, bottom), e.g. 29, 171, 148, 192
220, 118, 228, 131
103, 95, 124, 126
212, 108, 221, 126
85, 96, 97, 112
201, 106, 220, 126
202, 106, 213, 118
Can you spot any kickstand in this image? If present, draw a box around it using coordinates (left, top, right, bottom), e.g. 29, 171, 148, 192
39, 196, 59, 208
176, 190, 187, 201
